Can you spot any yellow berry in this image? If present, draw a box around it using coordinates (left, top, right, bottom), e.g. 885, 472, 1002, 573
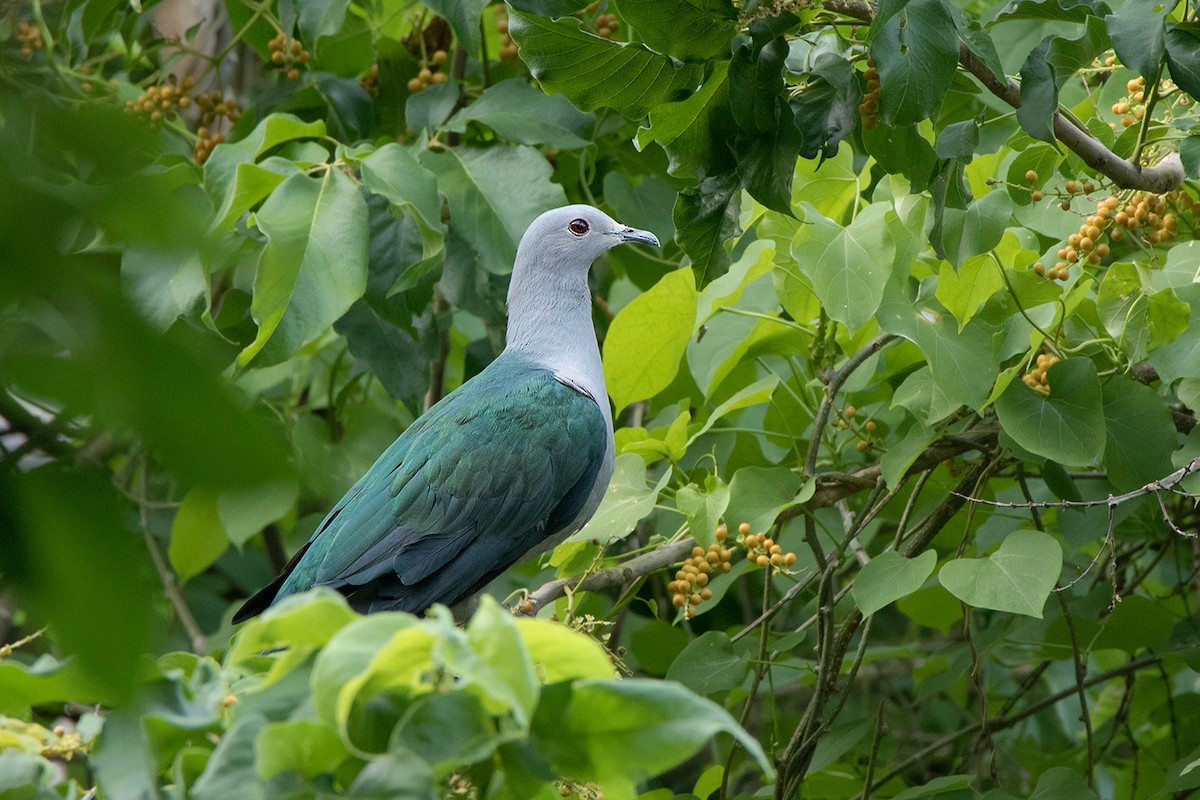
1025, 170, 1039, 183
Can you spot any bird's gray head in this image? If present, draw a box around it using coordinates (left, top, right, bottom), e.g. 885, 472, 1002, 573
515, 204, 660, 270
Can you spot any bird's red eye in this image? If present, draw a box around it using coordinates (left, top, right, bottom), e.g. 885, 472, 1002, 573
568, 218, 589, 236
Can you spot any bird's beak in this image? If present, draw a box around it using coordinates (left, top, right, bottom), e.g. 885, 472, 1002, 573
613, 226, 660, 248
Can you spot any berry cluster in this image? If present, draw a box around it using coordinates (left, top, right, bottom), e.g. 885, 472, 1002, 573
406, 49, 448, 93
1021, 352, 1060, 392
669, 539, 733, 618
495, 7, 518, 62
124, 76, 195, 124
268, 32, 309, 81
859, 59, 880, 130
594, 11, 620, 39
1112, 76, 1147, 129
15, 20, 43, 58
193, 89, 241, 164
739, 524, 798, 569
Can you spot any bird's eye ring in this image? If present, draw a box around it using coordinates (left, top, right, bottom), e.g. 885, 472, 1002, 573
568, 218, 589, 236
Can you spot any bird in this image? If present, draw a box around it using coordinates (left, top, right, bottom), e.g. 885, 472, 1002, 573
232, 205, 660, 622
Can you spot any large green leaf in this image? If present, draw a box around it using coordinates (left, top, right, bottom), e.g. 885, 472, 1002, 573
725, 465, 806, 534
418, 144, 567, 275
169, 488, 230, 583
871, 0, 959, 126
239, 168, 369, 366
665, 631, 750, 694
675, 172, 742, 285
994, 358, 1106, 465
603, 266, 698, 411
1017, 16, 1111, 143
936, 190, 1013, 268
936, 255, 1002, 329
1106, 0, 1177, 81
204, 114, 326, 220
636, 61, 737, 178
1101, 376, 1176, 490
572, 453, 672, 543
939, 530, 1063, 618
876, 301, 997, 412
445, 79, 596, 149
791, 203, 898, 332
853, 551, 938, 616
530, 679, 772, 792
1166, 21, 1200, 99
508, 10, 704, 119
614, 0, 737, 60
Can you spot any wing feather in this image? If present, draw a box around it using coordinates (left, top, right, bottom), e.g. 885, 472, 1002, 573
245, 356, 609, 617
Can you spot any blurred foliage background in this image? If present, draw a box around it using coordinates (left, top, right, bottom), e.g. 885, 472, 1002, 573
1, 0, 1200, 798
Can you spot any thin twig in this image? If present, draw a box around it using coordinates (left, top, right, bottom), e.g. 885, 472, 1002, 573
137, 464, 206, 655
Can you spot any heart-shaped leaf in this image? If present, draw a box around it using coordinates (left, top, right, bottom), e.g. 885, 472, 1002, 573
938, 530, 1063, 618
853, 551, 938, 616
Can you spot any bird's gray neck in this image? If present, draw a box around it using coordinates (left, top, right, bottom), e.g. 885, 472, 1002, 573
504, 267, 605, 406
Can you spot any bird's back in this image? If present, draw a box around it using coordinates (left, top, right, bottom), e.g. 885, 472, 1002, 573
233, 353, 611, 620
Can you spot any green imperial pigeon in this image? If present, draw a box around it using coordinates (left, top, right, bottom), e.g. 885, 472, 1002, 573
233, 205, 659, 622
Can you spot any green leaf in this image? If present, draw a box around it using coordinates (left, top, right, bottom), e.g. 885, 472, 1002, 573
792, 203, 898, 332
1166, 22, 1200, 99
531, 679, 772, 788
665, 632, 750, 694
636, 61, 737, 178
209, 158, 303, 233
464, 596, 540, 725
880, 423, 939, 488
419, 144, 567, 276
603, 266, 698, 411
1097, 261, 1152, 358
1106, 0, 1177, 81
169, 488, 229, 584
938, 530, 1063, 618
1006, 145, 1060, 206
203, 114, 326, 214
573, 453, 672, 543
121, 246, 208, 331
445, 79, 596, 149
675, 172, 743, 285
871, 0, 959, 126
216, 481, 299, 548
256, 720, 348, 779
238, 168, 369, 366
876, 301, 997, 412
1017, 17, 1111, 143
508, 10, 704, 119
725, 466, 804, 534
936, 254, 1002, 329
690, 375, 779, 444
675, 479, 731, 547
294, 0, 350, 42
231, 589, 359, 674
512, 617, 618, 682
994, 358, 1106, 465
992, 0, 1110, 23
359, 143, 442, 248
1181, 134, 1200, 178
1149, 285, 1200, 383
1101, 376, 1176, 491
1029, 766, 1099, 800
348, 751, 438, 799
892, 775, 976, 800
1164, 745, 1200, 792
614, 0, 737, 60
853, 551, 938, 616
937, 190, 1013, 268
